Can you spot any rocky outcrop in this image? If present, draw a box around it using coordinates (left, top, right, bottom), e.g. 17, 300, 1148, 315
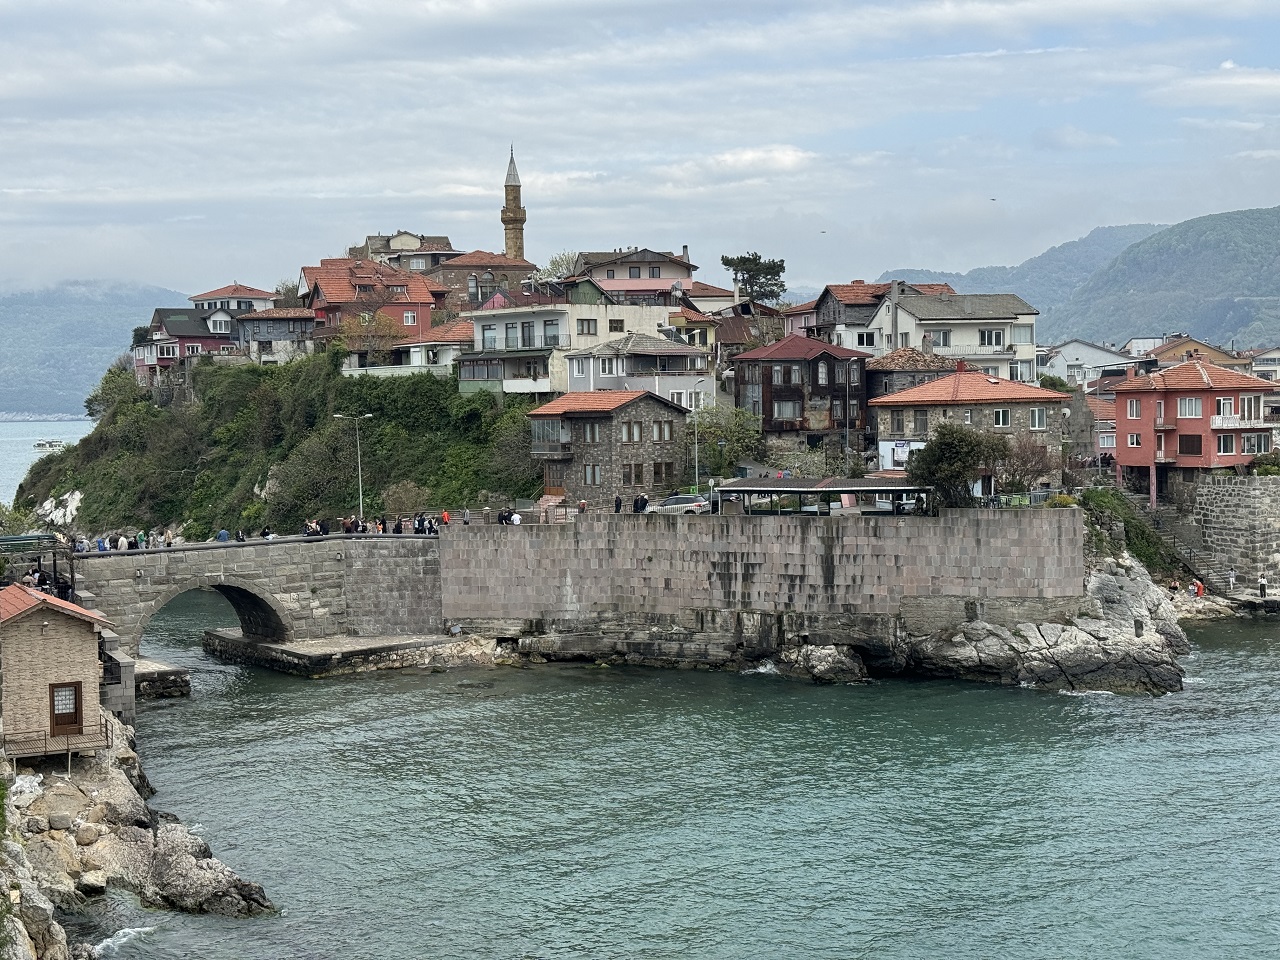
1, 716, 272, 958
888, 553, 1188, 694
775, 644, 867, 684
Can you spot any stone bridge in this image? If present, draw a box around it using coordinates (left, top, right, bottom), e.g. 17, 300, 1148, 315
74, 535, 442, 657
74, 513, 1088, 660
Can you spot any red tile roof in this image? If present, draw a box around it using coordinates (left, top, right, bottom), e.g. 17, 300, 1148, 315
823, 280, 956, 305
1144, 336, 1238, 361
1111, 359, 1274, 393
868, 371, 1070, 406
688, 281, 734, 297
432, 250, 536, 270
783, 299, 818, 315
191, 283, 275, 301
734, 333, 870, 361
529, 390, 674, 417
420, 319, 474, 343
0, 584, 113, 628
303, 259, 448, 306
669, 305, 714, 324
1087, 396, 1117, 420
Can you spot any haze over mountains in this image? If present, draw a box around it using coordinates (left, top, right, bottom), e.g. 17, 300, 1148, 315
0, 281, 188, 416
880, 206, 1280, 350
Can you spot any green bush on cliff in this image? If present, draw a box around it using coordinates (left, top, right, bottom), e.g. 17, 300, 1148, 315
1078, 487, 1179, 575
16, 353, 545, 537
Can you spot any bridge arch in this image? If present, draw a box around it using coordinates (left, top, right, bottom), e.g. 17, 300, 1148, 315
139, 575, 293, 648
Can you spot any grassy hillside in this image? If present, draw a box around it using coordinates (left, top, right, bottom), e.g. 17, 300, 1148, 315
0, 281, 189, 415
879, 224, 1165, 315
1038, 206, 1280, 346
16, 353, 542, 538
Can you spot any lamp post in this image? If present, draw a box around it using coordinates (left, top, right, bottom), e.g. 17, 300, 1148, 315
845, 360, 852, 477
693, 377, 706, 494
334, 413, 373, 520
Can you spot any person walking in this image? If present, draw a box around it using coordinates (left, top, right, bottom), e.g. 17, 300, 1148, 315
463, 507, 471, 526
1260, 573, 1268, 600
441, 510, 450, 525
1228, 567, 1237, 591
615, 494, 623, 514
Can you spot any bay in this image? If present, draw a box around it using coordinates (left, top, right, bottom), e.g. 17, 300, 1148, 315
0, 419, 93, 507
63, 593, 1280, 959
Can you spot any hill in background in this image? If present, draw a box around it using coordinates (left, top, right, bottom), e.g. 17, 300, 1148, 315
878, 223, 1166, 317
0, 281, 189, 416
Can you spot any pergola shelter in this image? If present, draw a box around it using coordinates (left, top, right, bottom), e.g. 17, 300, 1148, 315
713, 476, 934, 516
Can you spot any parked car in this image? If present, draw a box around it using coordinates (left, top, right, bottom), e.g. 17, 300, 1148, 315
647, 494, 712, 515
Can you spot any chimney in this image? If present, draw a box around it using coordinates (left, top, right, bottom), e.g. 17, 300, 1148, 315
921, 332, 934, 355
681, 244, 689, 261
955, 359, 967, 372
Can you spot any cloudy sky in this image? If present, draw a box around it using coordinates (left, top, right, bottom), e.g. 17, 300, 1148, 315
3, 0, 1280, 296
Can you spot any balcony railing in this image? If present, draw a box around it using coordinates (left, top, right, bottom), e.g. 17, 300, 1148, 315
934, 343, 1021, 356
1153, 419, 1176, 430
1210, 414, 1267, 429
531, 441, 572, 457
2, 715, 113, 760
479, 334, 570, 352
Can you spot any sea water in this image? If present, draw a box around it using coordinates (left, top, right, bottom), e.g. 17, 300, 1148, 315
59, 592, 1280, 959
0, 420, 93, 506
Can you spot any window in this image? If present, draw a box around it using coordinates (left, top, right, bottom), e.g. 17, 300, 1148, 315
913, 409, 929, 434
606, 269, 615, 279
791, 364, 801, 385
1243, 432, 1272, 454
1098, 434, 1116, 448
577, 318, 598, 336
481, 324, 496, 348
653, 462, 675, 486
891, 410, 905, 434
409, 257, 426, 270
773, 400, 802, 419
600, 357, 616, 376
856, 331, 876, 347
833, 399, 844, 421
622, 463, 645, 485
899, 332, 909, 348
390, 285, 407, 295
993, 409, 1011, 427
817, 361, 829, 385
572, 358, 585, 378
772, 363, 783, 384
1127, 399, 1141, 419
1011, 325, 1034, 344
835, 363, 846, 384
50, 682, 82, 736
650, 266, 661, 278
621, 420, 643, 443
1178, 434, 1202, 455
468, 275, 479, 300
1128, 433, 1142, 447
584, 422, 601, 443
1156, 400, 1164, 423
1009, 361, 1032, 382
1243, 394, 1264, 421
403, 311, 416, 325
1218, 433, 1236, 455
1177, 397, 1202, 418
629, 266, 641, 279
1030, 407, 1047, 430
211, 318, 230, 333
651, 420, 673, 442
963, 409, 972, 424
979, 329, 1004, 347
1216, 397, 1234, 417
583, 464, 601, 485
669, 390, 685, 408
609, 318, 625, 333
185, 344, 200, 356
933, 329, 952, 347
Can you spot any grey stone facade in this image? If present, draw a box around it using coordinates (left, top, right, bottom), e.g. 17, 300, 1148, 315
1193, 475, 1280, 582
872, 400, 1065, 448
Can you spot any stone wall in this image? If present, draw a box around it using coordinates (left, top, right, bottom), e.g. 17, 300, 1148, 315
1193, 475, 1280, 580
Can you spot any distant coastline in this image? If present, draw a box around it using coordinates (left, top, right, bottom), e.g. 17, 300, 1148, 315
0, 412, 90, 422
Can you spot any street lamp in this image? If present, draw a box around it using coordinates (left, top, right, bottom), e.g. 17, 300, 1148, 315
845, 359, 852, 477
693, 377, 706, 494
334, 413, 373, 520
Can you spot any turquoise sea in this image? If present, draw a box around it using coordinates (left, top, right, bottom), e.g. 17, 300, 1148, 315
0, 419, 92, 506
61, 593, 1280, 959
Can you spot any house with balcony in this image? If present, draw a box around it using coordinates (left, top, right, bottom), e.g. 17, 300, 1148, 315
422, 250, 538, 311
732, 334, 869, 452
1111, 359, 1278, 505
348, 232, 463, 274
341, 319, 475, 379
1249, 346, 1280, 382
190, 283, 276, 313
133, 307, 237, 386
457, 301, 674, 399
806, 281, 956, 352
299, 258, 448, 343
233, 307, 316, 365
1038, 339, 1140, 387
867, 369, 1069, 474
565, 333, 713, 408
528, 390, 689, 503
571, 247, 697, 306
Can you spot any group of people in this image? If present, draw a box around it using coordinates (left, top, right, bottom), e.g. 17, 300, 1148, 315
78, 529, 174, 552
1172, 566, 1269, 599
495, 507, 522, 525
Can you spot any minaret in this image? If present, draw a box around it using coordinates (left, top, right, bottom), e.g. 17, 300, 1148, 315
501, 146, 526, 261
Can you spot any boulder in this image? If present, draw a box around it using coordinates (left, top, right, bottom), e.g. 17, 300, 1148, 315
778, 644, 867, 683
145, 823, 274, 917
45, 814, 72, 833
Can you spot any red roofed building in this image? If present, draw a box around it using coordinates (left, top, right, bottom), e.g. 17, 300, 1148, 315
299, 258, 449, 341
528, 390, 690, 502
340, 318, 476, 379
867, 370, 1069, 473
733, 334, 870, 451
1112, 360, 1277, 505
423, 250, 538, 310
191, 283, 276, 312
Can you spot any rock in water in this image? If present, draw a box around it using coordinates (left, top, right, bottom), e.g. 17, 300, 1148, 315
777, 644, 868, 683
147, 823, 274, 916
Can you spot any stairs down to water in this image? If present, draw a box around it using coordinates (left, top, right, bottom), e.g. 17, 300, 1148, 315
1117, 490, 1235, 594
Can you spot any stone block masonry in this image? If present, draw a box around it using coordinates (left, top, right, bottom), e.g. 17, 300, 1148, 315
1194, 475, 1280, 583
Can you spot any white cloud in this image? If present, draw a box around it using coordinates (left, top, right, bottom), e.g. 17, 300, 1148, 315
1180, 116, 1266, 130
1034, 125, 1120, 150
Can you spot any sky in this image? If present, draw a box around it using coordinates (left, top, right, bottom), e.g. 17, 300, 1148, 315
3, 0, 1280, 296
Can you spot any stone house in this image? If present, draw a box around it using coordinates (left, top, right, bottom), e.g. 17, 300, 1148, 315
731, 334, 869, 452
865, 345, 958, 400
528, 390, 689, 503
0, 585, 121, 758
424, 250, 538, 311
867, 369, 1069, 473
565, 333, 713, 410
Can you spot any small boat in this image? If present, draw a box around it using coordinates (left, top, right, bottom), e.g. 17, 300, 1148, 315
32, 439, 65, 451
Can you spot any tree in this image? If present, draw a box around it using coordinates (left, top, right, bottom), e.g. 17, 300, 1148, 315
998, 434, 1057, 493
533, 250, 579, 282
906, 422, 1009, 507
720, 252, 786, 303
275, 279, 303, 308
84, 362, 145, 420
336, 307, 405, 367
1039, 373, 1072, 393
687, 405, 764, 477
